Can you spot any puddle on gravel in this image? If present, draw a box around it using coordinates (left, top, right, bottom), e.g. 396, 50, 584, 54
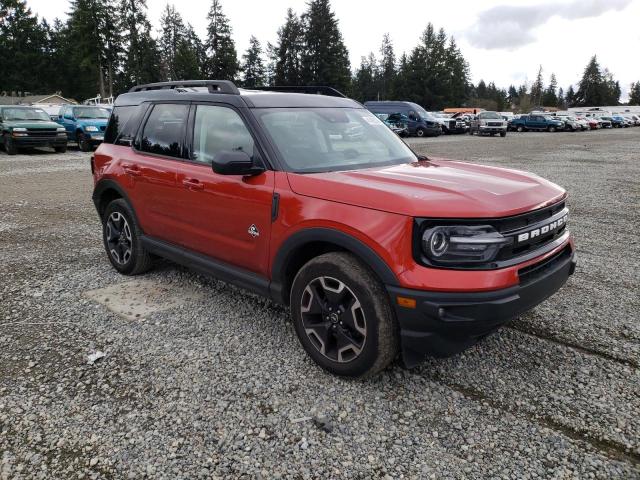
84, 278, 205, 320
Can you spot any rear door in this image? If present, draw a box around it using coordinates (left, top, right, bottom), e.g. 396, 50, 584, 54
124, 102, 189, 244
171, 103, 275, 276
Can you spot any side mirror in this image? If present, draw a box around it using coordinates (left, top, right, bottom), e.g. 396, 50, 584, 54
211, 150, 264, 176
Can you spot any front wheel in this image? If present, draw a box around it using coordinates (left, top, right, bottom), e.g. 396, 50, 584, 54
548, 126, 557, 132
78, 133, 92, 152
290, 252, 398, 378
102, 199, 153, 275
4, 134, 18, 155
54, 145, 67, 153
516, 126, 524, 132
415, 127, 426, 138
500, 131, 507, 137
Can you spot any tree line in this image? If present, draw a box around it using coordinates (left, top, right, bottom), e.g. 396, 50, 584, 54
1, 0, 638, 108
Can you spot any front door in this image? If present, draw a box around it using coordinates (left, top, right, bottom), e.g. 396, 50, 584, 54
172, 104, 274, 276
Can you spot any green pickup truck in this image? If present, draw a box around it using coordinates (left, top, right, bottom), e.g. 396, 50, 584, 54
0, 106, 68, 155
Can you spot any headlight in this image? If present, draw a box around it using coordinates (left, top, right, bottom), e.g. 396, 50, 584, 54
421, 225, 511, 264
85, 126, 99, 132
57, 127, 65, 132
13, 127, 27, 132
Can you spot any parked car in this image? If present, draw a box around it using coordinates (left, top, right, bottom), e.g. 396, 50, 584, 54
611, 115, 631, 128
0, 105, 67, 155
431, 113, 467, 134
594, 116, 613, 128
92, 80, 576, 377
469, 111, 507, 137
374, 112, 409, 137
365, 101, 441, 137
571, 116, 590, 131
577, 117, 599, 130
509, 114, 565, 132
557, 116, 581, 132
56, 105, 111, 151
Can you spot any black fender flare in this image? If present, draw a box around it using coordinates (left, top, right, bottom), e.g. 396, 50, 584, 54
269, 227, 399, 304
92, 179, 141, 228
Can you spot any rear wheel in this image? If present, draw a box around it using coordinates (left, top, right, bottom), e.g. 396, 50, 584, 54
102, 199, 153, 275
4, 134, 18, 155
415, 127, 426, 137
54, 145, 67, 153
290, 252, 398, 378
516, 125, 524, 132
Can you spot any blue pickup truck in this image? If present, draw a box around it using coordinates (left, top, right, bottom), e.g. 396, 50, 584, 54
510, 114, 565, 132
56, 105, 111, 151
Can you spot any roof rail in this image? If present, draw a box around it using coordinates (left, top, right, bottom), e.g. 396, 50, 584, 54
253, 86, 347, 98
129, 80, 240, 95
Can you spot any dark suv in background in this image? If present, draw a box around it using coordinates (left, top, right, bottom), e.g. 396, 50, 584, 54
365, 101, 441, 137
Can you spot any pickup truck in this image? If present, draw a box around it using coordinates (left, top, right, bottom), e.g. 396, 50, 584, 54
510, 114, 565, 132
56, 105, 111, 151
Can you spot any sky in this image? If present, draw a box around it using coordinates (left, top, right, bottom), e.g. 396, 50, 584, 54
25, 0, 640, 100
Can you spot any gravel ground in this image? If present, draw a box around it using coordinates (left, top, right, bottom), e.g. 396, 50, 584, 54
1, 129, 639, 479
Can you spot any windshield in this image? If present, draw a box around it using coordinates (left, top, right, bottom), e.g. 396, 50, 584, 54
2, 108, 50, 121
479, 112, 502, 119
254, 108, 417, 173
73, 107, 110, 119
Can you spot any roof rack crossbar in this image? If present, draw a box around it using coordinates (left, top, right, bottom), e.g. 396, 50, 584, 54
129, 80, 240, 95
253, 86, 347, 98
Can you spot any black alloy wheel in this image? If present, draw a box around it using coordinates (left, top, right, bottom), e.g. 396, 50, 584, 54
105, 211, 133, 266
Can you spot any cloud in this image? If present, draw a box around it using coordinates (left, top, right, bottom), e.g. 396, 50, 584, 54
465, 0, 632, 50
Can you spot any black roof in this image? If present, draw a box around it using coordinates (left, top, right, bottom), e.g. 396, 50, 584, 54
115, 80, 361, 109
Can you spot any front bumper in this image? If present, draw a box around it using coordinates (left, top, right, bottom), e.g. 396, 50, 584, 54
84, 132, 104, 143
387, 246, 576, 368
479, 125, 507, 133
12, 135, 67, 147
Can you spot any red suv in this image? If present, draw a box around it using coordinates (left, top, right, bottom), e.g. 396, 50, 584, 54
92, 80, 576, 377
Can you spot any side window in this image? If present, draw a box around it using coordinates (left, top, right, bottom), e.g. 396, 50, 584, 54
104, 105, 142, 145
139, 103, 188, 157
191, 105, 254, 165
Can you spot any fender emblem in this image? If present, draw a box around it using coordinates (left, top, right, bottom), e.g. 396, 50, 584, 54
248, 224, 260, 238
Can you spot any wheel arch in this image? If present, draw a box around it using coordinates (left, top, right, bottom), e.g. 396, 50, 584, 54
92, 179, 141, 228
270, 228, 399, 305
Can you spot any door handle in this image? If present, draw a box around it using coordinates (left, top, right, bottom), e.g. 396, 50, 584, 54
122, 163, 141, 176
182, 178, 204, 191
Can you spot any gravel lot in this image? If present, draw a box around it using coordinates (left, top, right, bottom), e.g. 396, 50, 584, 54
1, 129, 639, 479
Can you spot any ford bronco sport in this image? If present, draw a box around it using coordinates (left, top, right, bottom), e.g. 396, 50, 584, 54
92, 80, 576, 378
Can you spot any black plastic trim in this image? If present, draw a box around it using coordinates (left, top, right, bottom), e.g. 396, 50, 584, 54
92, 179, 141, 226
271, 193, 280, 222
388, 247, 576, 368
270, 228, 399, 304
140, 236, 270, 297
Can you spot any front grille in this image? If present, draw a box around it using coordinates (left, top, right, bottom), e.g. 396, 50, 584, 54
26, 129, 57, 137
488, 122, 502, 127
448, 120, 456, 129
518, 245, 571, 286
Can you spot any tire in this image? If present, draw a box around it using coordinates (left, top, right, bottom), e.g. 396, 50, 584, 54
4, 134, 18, 155
102, 199, 153, 275
415, 127, 426, 138
548, 126, 556, 132
500, 131, 507, 137
78, 132, 92, 152
516, 125, 524, 133
468, 128, 474, 135
290, 252, 398, 378
490, 132, 495, 136
54, 145, 67, 153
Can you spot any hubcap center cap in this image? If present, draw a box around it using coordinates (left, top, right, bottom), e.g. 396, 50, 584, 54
328, 312, 340, 324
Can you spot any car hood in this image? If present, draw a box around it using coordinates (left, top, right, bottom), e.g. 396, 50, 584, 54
286, 159, 566, 218
3, 120, 61, 129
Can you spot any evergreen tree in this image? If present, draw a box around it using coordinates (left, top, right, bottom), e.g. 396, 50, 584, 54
205, 0, 238, 80
530, 65, 544, 107
574, 56, 620, 106
541, 73, 558, 107
300, 0, 351, 92
273, 9, 304, 85
629, 82, 640, 106
241, 36, 266, 88
119, 0, 162, 89
159, 5, 185, 80
507, 85, 518, 106
352, 53, 378, 102
556, 87, 566, 110
66, 0, 121, 99
565, 85, 576, 107
378, 33, 395, 100
0, 0, 49, 94
185, 24, 207, 76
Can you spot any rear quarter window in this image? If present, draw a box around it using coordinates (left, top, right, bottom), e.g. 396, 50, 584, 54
104, 105, 144, 145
